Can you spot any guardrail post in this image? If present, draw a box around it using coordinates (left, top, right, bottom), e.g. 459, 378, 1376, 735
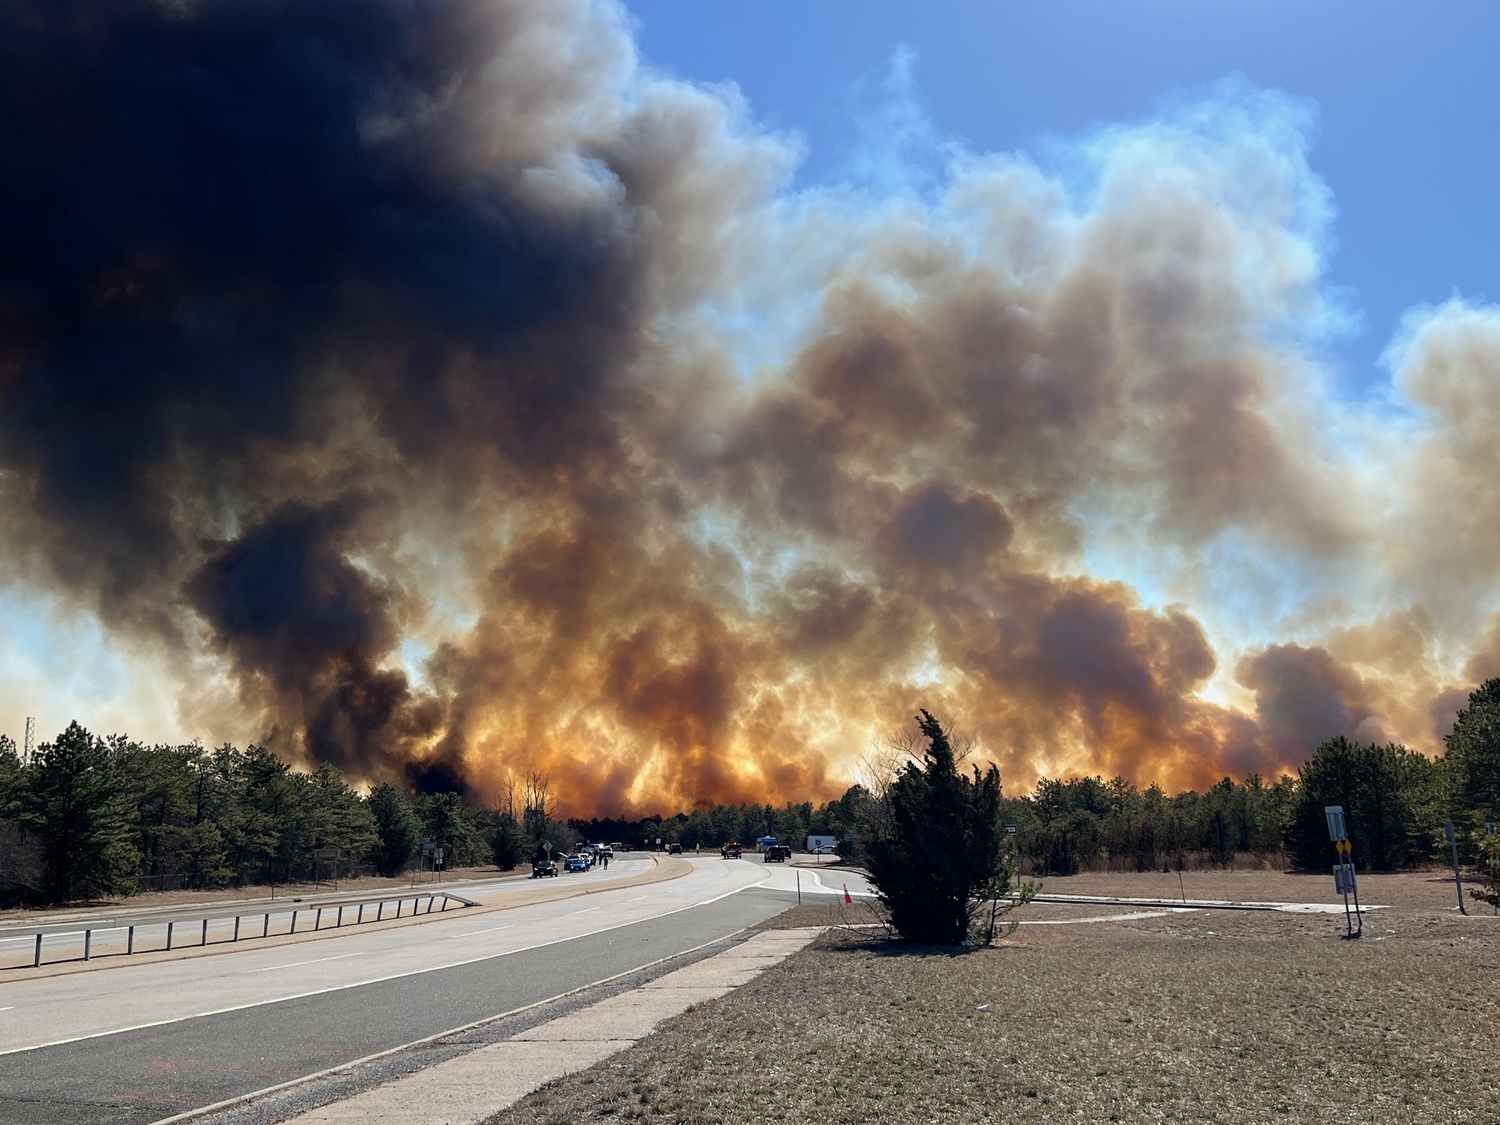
440, 897, 447, 912
263, 913, 270, 938
201, 919, 209, 946
33, 933, 41, 967
337, 905, 344, 927
395, 899, 402, 919
233, 916, 241, 942
127, 925, 134, 955
376, 900, 383, 921
315, 908, 323, 932
166, 921, 174, 951
290, 910, 298, 934
83, 929, 91, 961
357, 903, 364, 924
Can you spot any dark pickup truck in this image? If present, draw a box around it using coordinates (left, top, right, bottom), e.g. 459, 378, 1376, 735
763, 845, 792, 862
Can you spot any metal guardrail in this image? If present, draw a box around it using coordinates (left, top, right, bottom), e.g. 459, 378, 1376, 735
5, 890, 477, 971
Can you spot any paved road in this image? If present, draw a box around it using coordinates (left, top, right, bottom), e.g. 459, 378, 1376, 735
0, 856, 863, 1124
0, 860, 645, 968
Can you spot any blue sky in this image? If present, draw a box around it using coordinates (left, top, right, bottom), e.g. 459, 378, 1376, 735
624, 0, 1499, 392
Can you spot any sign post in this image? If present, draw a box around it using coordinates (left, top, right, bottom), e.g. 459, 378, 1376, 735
1443, 821, 1467, 915
416, 837, 437, 886
1325, 806, 1362, 939
312, 846, 341, 889
1004, 824, 1020, 892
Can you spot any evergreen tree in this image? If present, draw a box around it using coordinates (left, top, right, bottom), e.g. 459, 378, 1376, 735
490, 813, 526, 870
1288, 737, 1439, 871
1444, 678, 1500, 852
368, 783, 421, 875
306, 762, 378, 868
24, 722, 139, 901
866, 711, 1032, 945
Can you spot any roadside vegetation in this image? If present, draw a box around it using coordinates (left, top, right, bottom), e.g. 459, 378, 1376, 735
865, 710, 1035, 944
3, 679, 1499, 906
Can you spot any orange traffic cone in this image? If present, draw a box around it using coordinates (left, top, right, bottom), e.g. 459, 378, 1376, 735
843, 884, 852, 904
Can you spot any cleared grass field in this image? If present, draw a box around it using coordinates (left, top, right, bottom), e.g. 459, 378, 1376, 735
488, 871, 1500, 1124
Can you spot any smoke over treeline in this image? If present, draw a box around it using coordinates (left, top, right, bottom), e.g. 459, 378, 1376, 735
4, 0, 1500, 815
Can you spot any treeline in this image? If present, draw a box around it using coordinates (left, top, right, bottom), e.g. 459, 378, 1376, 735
1001, 678, 1499, 875
0, 725, 578, 905
4, 680, 1499, 904
578, 680, 1500, 878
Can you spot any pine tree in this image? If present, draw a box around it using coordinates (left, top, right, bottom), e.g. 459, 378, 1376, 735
368, 783, 421, 875
25, 722, 139, 901
866, 711, 1033, 944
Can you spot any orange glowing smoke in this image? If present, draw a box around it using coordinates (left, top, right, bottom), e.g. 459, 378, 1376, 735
4, 1, 1500, 815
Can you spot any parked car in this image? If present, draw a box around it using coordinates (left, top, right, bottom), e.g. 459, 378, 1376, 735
763, 845, 791, 862
564, 853, 590, 872
531, 859, 558, 878
723, 841, 743, 858
668, 842, 683, 855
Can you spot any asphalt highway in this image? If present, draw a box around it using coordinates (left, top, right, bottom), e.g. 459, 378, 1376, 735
0, 861, 643, 968
0, 856, 869, 1125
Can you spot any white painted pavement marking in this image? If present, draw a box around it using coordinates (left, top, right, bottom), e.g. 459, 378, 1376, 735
241, 952, 368, 974
1018, 909, 1199, 925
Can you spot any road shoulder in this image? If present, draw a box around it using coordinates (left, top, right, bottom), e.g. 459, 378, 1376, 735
173, 925, 822, 1125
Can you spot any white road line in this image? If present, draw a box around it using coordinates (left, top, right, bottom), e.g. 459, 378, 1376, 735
567, 907, 601, 915
453, 925, 513, 937
1018, 909, 1198, 925
240, 952, 368, 974
0, 1006, 15, 1012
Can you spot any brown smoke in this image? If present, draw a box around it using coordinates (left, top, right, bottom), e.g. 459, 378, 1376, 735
4, 1, 1500, 814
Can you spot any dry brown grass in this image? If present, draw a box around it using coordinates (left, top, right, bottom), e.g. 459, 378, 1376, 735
488, 887, 1500, 1125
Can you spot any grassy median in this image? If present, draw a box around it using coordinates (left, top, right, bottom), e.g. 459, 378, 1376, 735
489, 874, 1500, 1124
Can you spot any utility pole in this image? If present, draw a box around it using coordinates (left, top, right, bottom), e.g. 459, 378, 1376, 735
23, 717, 35, 765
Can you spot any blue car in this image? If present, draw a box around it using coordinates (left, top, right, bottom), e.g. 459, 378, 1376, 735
564, 853, 590, 872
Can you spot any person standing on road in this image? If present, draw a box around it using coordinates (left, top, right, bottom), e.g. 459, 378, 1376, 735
602, 852, 609, 870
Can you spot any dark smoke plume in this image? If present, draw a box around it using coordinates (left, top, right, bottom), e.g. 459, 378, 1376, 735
5, 0, 1500, 812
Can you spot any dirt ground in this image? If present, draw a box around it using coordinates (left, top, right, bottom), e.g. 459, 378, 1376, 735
487, 871, 1500, 1125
